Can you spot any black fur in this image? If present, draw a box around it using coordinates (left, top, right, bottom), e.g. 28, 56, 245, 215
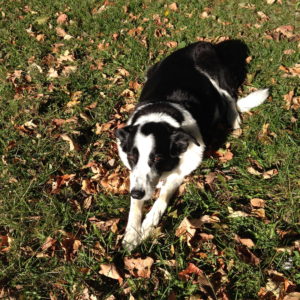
138, 40, 248, 144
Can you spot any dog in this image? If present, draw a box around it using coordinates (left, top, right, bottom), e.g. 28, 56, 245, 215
116, 40, 268, 251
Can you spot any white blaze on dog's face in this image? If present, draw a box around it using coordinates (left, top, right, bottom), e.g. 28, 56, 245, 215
116, 121, 196, 201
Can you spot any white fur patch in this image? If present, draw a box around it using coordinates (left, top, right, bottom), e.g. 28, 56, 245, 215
130, 112, 180, 128
130, 131, 157, 200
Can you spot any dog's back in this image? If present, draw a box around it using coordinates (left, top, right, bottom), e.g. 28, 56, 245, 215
139, 41, 249, 143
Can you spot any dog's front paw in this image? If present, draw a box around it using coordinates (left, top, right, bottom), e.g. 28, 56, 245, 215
122, 228, 142, 251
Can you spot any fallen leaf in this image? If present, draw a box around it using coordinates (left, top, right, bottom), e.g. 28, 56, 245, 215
81, 179, 97, 195
284, 292, 300, 300
51, 174, 76, 194
57, 13, 68, 24
55, 27, 72, 40
165, 41, 178, 48
168, 3, 178, 11
234, 234, 255, 248
262, 169, 278, 179
250, 198, 265, 208
0, 235, 12, 252
89, 217, 120, 233
60, 134, 79, 151
275, 25, 295, 38
284, 49, 296, 55
247, 166, 262, 176
251, 208, 266, 218
236, 245, 260, 265
175, 217, 196, 245
279, 64, 300, 78
99, 263, 123, 284
124, 256, 154, 278
62, 65, 77, 76
215, 149, 234, 163
228, 207, 249, 218
284, 90, 300, 110
178, 263, 216, 299
47, 67, 59, 78
257, 11, 269, 21
41, 236, 57, 251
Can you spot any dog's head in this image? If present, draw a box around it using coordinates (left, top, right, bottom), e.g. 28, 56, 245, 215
116, 122, 198, 200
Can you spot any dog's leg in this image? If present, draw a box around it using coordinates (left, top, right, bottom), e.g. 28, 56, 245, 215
122, 198, 144, 251
141, 173, 184, 240
141, 141, 204, 240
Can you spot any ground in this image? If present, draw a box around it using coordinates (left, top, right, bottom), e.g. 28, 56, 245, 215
0, 0, 299, 299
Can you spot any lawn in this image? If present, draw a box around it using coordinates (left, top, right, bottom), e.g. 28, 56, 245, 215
0, 0, 299, 299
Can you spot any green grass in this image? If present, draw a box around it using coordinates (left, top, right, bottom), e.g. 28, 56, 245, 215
0, 0, 299, 299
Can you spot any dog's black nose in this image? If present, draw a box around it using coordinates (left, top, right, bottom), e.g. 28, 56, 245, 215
130, 189, 145, 199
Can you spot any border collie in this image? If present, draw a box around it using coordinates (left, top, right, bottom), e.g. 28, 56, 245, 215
116, 40, 268, 250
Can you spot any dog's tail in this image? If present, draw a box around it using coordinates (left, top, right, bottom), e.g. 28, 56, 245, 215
237, 89, 269, 113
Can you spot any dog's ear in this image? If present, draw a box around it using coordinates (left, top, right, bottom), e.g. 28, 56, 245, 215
170, 130, 199, 157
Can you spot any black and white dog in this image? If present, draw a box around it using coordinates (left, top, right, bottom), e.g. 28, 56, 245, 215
116, 41, 268, 250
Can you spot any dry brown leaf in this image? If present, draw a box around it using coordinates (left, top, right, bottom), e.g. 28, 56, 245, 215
236, 245, 260, 265
89, 217, 120, 233
204, 172, 216, 185
36, 34, 45, 42
258, 123, 277, 144
175, 217, 196, 245
228, 207, 249, 218
252, 208, 266, 218
62, 65, 77, 76
165, 41, 178, 48
60, 134, 78, 151
61, 238, 81, 261
55, 27, 72, 40
247, 166, 262, 176
41, 236, 57, 251
257, 11, 269, 21
262, 169, 278, 179
51, 174, 76, 194
100, 170, 129, 194
47, 67, 58, 78
284, 292, 300, 300
275, 25, 295, 38
284, 90, 300, 110
284, 49, 296, 55
124, 256, 154, 278
129, 81, 141, 91
279, 64, 300, 78
234, 234, 255, 248
216, 149, 234, 163
57, 13, 68, 24
168, 3, 178, 11
99, 263, 123, 284
178, 263, 216, 299
250, 198, 265, 208
199, 233, 214, 241
81, 179, 97, 194
0, 235, 12, 253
